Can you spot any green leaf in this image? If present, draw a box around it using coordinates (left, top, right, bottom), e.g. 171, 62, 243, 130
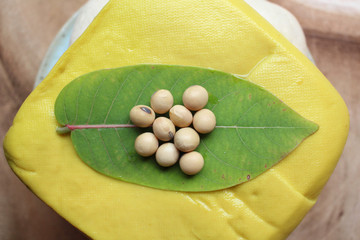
55, 64, 318, 192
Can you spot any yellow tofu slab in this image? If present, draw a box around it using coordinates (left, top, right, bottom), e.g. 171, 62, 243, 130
3, 0, 349, 239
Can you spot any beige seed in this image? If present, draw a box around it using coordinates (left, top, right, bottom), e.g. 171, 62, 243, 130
151, 89, 174, 114
182, 85, 208, 111
169, 105, 193, 127
135, 132, 159, 157
155, 143, 179, 167
130, 105, 155, 128
193, 109, 216, 134
179, 151, 204, 175
152, 117, 176, 141
174, 127, 200, 152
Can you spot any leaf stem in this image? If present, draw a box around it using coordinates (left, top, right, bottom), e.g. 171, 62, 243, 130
56, 124, 137, 134
56, 126, 71, 134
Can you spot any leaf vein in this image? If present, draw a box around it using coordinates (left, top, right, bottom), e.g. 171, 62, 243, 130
215, 126, 312, 129
77, 130, 100, 169
235, 102, 260, 126
211, 90, 241, 111
235, 128, 270, 160
72, 79, 86, 125
263, 129, 287, 148
127, 73, 154, 123
169, 74, 183, 91
87, 78, 106, 124
97, 129, 120, 172
201, 141, 247, 171
234, 102, 269, 160
114, 128, 130, 160
103, 72, 132, 123
199, 74, 218, 87
63, 90, 70, 123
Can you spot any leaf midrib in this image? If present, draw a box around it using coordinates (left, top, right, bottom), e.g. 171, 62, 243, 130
61, 124, 314, 131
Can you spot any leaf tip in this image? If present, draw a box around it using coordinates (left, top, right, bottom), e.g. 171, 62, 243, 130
311, 121, 320, 134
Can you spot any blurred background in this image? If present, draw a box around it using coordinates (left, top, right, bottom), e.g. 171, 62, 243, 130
0, 0, 359, 239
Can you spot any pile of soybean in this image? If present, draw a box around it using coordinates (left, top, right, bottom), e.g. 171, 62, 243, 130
130, 85, 216, 175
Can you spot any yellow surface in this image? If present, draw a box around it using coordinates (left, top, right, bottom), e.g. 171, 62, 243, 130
3, 0, 349, 239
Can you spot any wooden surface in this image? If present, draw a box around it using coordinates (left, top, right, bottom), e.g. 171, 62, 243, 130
0, 0, 359, 239
271, 0, 360, 43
